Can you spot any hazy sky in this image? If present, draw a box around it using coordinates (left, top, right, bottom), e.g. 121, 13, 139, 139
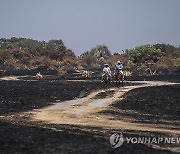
0, 0, 180, 55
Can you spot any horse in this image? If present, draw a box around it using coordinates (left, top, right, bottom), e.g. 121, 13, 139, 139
102, 73, 111, 89
114, 70, 124, 88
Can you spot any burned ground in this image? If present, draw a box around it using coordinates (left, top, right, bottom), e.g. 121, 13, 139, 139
0, 79, 103, 115
101, 84, 180, 125
0, 78, 139, 115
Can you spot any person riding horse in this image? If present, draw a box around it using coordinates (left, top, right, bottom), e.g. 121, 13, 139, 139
102, 64, 112, 81
102, 64, 111, 89
114, 61, 124, 87
114, 61, 124, 76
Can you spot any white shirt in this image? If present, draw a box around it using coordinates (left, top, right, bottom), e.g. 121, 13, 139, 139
103, 67, 111, 74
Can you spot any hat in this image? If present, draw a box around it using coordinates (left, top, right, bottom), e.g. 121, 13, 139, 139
104, 63, 109, 66
117, 61, 121, 64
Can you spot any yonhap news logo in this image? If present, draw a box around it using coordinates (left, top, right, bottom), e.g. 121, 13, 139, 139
110, 132, 180, 149
109, 133, 124, 148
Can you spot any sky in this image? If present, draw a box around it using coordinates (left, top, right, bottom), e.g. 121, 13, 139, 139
0, 0, 180, 55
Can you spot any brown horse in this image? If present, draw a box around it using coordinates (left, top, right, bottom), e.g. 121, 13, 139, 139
114, 70, 124, 88
102, 73, 111, 89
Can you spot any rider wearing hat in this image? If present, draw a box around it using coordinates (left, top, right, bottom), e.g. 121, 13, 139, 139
114, 61, 124, 75
102, 63, 112, 81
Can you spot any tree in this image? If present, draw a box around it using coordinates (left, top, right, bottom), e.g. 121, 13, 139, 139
129, 45, 166, 75
130, 45, 165, 65
48, 39, 66, 51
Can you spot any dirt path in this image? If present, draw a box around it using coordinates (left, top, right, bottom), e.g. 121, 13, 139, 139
31, 81, 180, 136
0, 76, 20, 81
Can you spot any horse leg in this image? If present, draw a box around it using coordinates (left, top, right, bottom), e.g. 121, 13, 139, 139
116, 80, 119, 88
105, 82, 107, 89
108, 79, 111, 90
116, 79, 121, 88
118, 80, 121, 87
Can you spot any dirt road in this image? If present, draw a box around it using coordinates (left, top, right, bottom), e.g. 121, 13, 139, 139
32, 81, 179, 133
30, 81, 180, 152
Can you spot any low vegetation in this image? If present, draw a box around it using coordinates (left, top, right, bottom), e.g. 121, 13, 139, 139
0, 37, 180, 76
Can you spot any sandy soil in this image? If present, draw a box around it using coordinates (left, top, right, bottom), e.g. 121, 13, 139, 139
0, 76, 20, 81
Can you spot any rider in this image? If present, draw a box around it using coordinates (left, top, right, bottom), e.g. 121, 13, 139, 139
114, 61, 124, 76
102, 63, 112, 81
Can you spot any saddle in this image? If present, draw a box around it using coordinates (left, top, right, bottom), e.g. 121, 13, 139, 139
103, 73, 111, 80
115, 70, 124, 79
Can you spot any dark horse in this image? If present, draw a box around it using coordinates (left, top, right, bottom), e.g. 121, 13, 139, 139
102, 73, 111, 89
114, 70, 124, 88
